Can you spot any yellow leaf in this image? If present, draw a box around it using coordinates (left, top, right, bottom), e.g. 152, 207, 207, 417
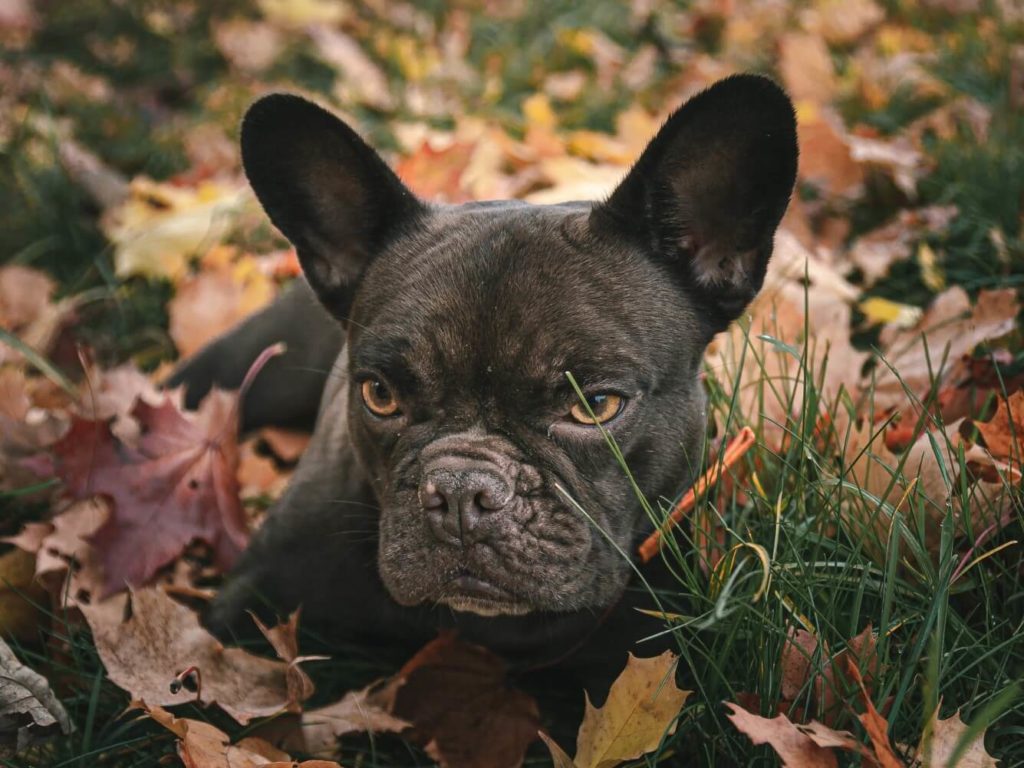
541, 651, 690, 768
917, 242, 946, 291
522, 93, 557, 131
257, 0, 347, 27
102, 178, 247, 280
567, 131, 632, 165
859, 297, 923, 327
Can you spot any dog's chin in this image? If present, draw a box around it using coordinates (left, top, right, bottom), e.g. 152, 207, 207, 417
439, 595, 533, 617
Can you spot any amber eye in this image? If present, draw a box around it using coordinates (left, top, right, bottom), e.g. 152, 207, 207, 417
569, 393, 623, 425
360, 377, 400, 417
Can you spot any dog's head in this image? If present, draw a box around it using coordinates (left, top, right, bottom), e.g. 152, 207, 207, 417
240, 75, 797, 617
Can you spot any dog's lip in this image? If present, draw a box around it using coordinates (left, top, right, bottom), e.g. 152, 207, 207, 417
447, 571, 516, 602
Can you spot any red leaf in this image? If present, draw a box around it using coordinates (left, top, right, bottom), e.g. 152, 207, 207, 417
41, 391, 249, 595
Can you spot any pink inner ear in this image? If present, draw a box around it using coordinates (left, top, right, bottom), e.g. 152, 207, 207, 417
690, 241, 759, 289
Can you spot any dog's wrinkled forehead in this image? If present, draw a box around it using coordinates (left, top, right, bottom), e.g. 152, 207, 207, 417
347, 201, 684, 398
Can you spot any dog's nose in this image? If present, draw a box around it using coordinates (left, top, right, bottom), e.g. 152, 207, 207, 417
419, 461, 513, 543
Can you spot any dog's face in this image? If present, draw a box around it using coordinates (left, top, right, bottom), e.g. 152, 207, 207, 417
240, 76, 797, 617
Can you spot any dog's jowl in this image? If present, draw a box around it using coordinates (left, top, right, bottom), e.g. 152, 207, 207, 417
169, 74, 798, 675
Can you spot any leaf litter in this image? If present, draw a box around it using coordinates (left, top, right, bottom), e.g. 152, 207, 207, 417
1, 0, 1022, 765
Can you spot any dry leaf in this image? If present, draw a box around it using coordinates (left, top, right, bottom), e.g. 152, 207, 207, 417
37, 391, 249, 595
848, 659, 904, 768
796, 105, 864, 197
725, 703, 838, 768
308, 26, 394, 111
873, 287, 1020, 411
169, 246, 277, 358
81, 588, 290, 724
393, 631, 540, 768
140, 700, 340, 768
0, 265, 70, 366
0, 636, 73, 757
917, 708, 998, 768
249, 610, 323, 712
800, 0, 884, 44
0, 548, 47, 639
781, 628, 819, 702
779, 33, 837, 105
300, 680, 409, 756
101, 178, 247, 280
0, 367, 67, 488
543, 651, 690, 768
974, 390, 1024, 468
212, 18, 284, 74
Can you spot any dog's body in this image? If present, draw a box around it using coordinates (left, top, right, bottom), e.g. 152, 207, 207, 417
170, 75, 797, 682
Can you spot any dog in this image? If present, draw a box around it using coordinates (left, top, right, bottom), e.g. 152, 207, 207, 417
169, 74, 797, 682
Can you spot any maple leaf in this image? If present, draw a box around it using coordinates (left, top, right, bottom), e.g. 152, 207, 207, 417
38, 389, 248, 595
540, 651, 690, 768
724, 704, 839, 768
81, 587, 291, 724
975, 389, 1024, 470
916, 708, 999, 768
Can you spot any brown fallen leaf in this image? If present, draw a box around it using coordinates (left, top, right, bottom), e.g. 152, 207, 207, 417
81, 587, 291, 724
541, 651, 690, 768
848, 659, 904, 768
0, 548, 47, 639
0, 636, 73, 757
0, 367, 67, 489
211, 17, 284, 75
779, 33, 837, 105
916, 708, 998, 768
872, 287, 1019, 411
3, 498, 108, 603
796, 105, 864, 197
773, 625, 879, 726
395, 140, 476, 202
0, 265, 71, 366
249, 610, 325, 712
169, 246, 277, 359
725, 703, 838, 768
974, 389, 1024, 470
299, 678, 409, 756
36, 389, 249, 595
800, 0, 884, 45
842, 415, 1017, 568
139, 700, 341, 768
393, 631, 540, 768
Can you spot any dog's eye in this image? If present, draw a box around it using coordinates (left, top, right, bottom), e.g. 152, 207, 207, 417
361, 377, 400, 417
568, 393, 623, 425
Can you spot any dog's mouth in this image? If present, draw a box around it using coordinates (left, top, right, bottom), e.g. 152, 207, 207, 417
438, 568, 533, 617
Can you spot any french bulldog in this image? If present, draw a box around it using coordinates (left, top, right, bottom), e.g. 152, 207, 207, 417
169, 74, 797, 678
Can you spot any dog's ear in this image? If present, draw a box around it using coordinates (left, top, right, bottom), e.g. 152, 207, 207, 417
592, 75, 797, 331
241, 94, 424, 317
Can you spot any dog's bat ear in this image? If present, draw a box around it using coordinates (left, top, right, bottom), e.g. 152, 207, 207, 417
592, 74, 798, 331
241, 94, 425, 318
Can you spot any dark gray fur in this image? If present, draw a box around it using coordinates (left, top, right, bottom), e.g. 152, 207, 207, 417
168, 75, 797, 674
